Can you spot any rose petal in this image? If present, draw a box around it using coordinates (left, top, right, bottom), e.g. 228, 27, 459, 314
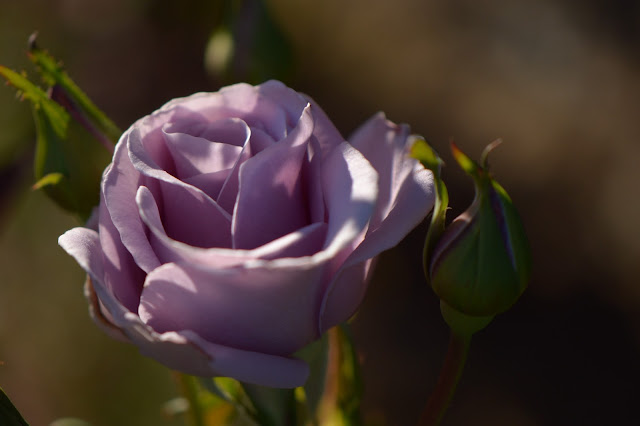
59, 229, 129, 341
159, 82, 296, 141
129, 126, 233, 248
156, 179, 233, 248
317, 259, 374, 333
136, 185, 327, 267
301, 94, 345, 160
138, 262, 324, 356
318, 114, 435, 331
59, 227, 104, 284
216, 127, 275, 214
162, 118, 247, 178
59, 230, 308, 387
92, 277, 309, 388
232, 104, 314, 249
183, 170, 230, 200
321, 141, 379, 252
103, 138, 161, 273
133, 105, 211, 174
342, 113, 434, 262
99, 188, 146, 311
301, 136, 325, 223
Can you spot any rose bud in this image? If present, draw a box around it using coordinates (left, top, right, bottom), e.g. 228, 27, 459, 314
429, 142, 531, 319
59, 81, 435, 388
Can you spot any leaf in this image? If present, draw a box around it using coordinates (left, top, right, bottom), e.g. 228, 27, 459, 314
297, 333, 329, 423
27, 35, 121, 143
0, 66, 69, 137
332, 324, 364, 426
32, 172, 66, 190
241, 383, 296, 426
0, 387, 29, 426
206, 0, 295, 84
1, 61, 112, 220
409, 136, 449, 280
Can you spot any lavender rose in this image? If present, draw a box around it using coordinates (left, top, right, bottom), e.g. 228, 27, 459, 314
59, 81, 434, 388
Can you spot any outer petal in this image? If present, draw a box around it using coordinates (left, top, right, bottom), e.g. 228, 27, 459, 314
97, 275, 310, 388
318, 114, 435, 331
59, 228, 127, 340
138, 261, 324, 356
59, 227, 308, 388
99, 186, 146, 312
102, 135, 161, 273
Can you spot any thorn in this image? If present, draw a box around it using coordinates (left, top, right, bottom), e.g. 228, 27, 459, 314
28, 31, 39, 51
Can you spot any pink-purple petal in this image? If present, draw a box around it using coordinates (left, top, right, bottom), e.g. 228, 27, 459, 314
232, 104, 314, 249
162, 118, 247, 178
318, 115, 435, 331
138, 262, 324, 356
157, 179, 232, 248
321, 142, 379, 252
103, 139, 161, 273
216, 127, 275, 214
99, 189, 147, 311
137, 186, 327, 267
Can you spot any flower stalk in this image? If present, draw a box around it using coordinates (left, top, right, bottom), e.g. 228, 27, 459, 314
174, 373, 206, 426
418, 331, 471, 426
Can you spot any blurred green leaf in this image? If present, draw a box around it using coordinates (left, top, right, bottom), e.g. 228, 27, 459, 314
296, 333, 329, 424
0, 66, 69, 136
332, 324, 363, 426
205, 0, 295, 84
1, 45, 114, 220
32, 172, 66, 190
0, 387, 29, 426
28, 34, 121, 144
241, 383, 296, 426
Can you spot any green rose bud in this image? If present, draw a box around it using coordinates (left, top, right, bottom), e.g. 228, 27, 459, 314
429, 141, 531, 318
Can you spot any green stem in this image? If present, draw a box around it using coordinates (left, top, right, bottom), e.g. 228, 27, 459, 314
174, 372, 205, 426
418, 331, 471, 426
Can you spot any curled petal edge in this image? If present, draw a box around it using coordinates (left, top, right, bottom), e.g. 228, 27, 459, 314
59, 227, 309, 388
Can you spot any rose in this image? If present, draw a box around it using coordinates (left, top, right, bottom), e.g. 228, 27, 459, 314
59, 80, 434, 388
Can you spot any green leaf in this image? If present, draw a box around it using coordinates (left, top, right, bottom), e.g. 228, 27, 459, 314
198, 377, 260, 424
450, 141, 479, 177
0, 66, 69, 137
27, 35, 121, 143
332, 324, 364, 426
409, 136, 449, 281
1, 62, 112, 220
206, 0, 295, 84
297, 333, 329, 424
0, 387, 29, 426
32, 172, 65, 190
241, 383, 296, 426
409, 136, 444, 180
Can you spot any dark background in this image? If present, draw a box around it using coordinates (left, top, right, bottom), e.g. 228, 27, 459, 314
0, 1, 638, 425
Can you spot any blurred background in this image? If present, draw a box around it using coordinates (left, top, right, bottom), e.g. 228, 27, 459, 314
0, 0, 638, 424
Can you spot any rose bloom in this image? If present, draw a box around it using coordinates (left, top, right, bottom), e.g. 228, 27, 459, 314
59, 81, 434, 388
